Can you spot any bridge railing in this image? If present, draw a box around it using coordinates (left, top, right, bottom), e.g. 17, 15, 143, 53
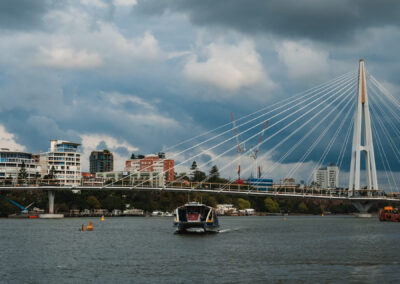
0, 178, 396, 199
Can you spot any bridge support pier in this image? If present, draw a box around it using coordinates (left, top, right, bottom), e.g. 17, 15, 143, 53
48, 190, 55, 214
38, 190, 64, 219
352, 201, 373, 218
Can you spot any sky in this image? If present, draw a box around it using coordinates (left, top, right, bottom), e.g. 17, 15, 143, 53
0, 0, 399, 185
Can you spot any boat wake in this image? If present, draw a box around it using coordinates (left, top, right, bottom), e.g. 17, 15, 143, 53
218, 227, 241, 233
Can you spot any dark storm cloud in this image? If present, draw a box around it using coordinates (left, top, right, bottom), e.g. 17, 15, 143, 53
134, 0, 400, 42
0, 0, 57, 30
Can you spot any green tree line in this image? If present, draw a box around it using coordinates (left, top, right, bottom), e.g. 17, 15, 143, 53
1, 190, 361, 217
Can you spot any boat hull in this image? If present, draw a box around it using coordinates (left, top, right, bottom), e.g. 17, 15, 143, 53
173, 202, 220, 233
378, 209, 400, 222
174, 221, 219, 233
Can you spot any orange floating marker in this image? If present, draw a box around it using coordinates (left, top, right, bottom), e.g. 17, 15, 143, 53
86, 221, 93, 231
101, 215, 105, 221
80, 224, 85, 231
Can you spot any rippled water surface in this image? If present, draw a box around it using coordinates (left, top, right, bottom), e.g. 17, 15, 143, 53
1, 216, 400, 283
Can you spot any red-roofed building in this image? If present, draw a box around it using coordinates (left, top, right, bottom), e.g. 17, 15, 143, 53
125, 154, 174, 182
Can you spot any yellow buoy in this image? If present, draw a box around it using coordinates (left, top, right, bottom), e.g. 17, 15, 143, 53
322, 213, 324, 217
86, 221, 93, 231
101, 215, 105, 221
283, 217, 287, 221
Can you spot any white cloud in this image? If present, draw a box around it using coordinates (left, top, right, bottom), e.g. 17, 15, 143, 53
105, 91, 156, 110
277, 41, 330, 81
38, 47, 103, 69
124, 112, 179, 128
379, 80, 400, 97
98, 28, 162, 61
0, 124, 26, 151
184, 40, 274, 91
92, 91, 179, 128
79, 134, 139, 171
81, 0, 107, 8
0, 8, 165, 70
113, 0, 137, 7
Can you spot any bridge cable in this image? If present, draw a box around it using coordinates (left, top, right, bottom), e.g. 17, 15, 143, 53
368, 81, 400, 137
287, 88, 355, 182
371, 117, 396, 193
369, 100, 400, 192
369, 95, 400, 161
131, 74, 358, 189
369, 74, 400, 112
305, 98, 355, 185
214, 79, 357, 189
195, 76, 357, 187
162, 71, 356, 152
262, 86, 355, 181
104, 72, 357, 188
336, 115, 354, 170
287, 88, 355, 183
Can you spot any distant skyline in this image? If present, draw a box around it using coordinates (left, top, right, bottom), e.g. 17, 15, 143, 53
0, 0, 399, 182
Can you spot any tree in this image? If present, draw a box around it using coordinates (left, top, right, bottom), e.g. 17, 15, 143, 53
5, 175, 13, 185
208, 165, 220, 183
237, 198, 251, 210
201, 194, 218, 208
56, 203, 69, 213
192, 170, 206, 182
264, 198, 280, 213
130, 153, 136, 159
298, 202, 308, 213
177, 172, 189, 181
190, 161, 198, 181
49, 166, 55, 178
18, 162, 28, 184
87, 195, 101, 209
190, 161, 198, 171
311, 181, 320, 188
102, 196, 124, 210
33, 172, 41, 186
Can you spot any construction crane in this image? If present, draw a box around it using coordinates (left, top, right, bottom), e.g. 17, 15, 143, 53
0, 194, 34, 215
250, 120, 269, 178
230, 112, 245, 182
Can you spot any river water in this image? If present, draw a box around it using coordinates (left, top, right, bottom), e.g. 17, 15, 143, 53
1, 216, 399, 283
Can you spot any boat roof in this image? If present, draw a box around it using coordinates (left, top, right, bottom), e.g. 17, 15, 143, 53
177, 202, 213, 209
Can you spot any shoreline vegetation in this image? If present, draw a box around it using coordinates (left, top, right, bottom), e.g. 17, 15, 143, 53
0, 190, 386, 218
0, 164, 390, 218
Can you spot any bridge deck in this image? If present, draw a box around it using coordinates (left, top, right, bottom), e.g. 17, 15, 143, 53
1, 185, 399, 203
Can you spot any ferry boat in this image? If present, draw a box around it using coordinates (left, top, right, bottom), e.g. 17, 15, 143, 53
378, 206, 400, 222
173, 202, 219, 233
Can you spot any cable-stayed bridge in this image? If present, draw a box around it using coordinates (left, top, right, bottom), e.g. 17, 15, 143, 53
1, 60, 400, 216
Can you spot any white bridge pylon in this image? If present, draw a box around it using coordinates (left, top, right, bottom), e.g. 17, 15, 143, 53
348, 60, 378, 196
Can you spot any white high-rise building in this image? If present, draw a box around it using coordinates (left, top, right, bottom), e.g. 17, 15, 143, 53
0, 148, 41, 181
313, 165, 339, 188
40, 140, 81, 186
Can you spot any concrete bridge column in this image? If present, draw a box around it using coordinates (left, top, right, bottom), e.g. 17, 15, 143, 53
37, 190, 63, 218
48, 191, 55, 214
352, 201, 373, 218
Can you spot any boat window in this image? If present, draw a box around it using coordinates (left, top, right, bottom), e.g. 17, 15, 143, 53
178, 208, 187, 221
186, 206, 200, 213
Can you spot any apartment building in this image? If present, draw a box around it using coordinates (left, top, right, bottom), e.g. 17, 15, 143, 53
125, 153, 174, 182
313, 165, 339, 188
40, 140, 81, 186
89, 150, 113, 173
0, 148, 41, 180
